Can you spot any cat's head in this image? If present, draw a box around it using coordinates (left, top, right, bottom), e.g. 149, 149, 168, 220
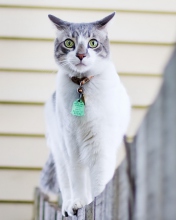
48, 13, 115, 74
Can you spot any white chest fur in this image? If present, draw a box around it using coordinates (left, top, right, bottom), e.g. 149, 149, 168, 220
44, 60, 131, 216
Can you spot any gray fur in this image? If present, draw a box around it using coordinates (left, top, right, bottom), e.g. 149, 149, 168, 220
48, 13, 115, 68
40, 153, 59, 194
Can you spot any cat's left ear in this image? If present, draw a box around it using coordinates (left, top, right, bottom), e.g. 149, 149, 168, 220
95, 12, 116, 30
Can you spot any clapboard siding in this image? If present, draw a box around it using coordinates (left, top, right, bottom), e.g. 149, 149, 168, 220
0, 204, 33, 220
1, 8, 176, 43
0, 71, 162, 106
0, 136, 48, 168
0, 104, 147, 138
0, 40, 173, 74
120, 75, 162, 106
1, 0, 176, 13
0, 170, 40, 201
0, 104, 45, 134
0, 170, 58, 203
110, 44, 174, 74
0, 72, 57, 103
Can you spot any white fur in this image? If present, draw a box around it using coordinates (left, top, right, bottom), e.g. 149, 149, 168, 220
45, 36, 131, 216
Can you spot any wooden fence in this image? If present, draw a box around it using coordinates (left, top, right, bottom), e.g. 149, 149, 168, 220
34, 47, 176, 220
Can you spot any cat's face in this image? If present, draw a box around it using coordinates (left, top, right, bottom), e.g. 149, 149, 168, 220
49, 13, 115, 74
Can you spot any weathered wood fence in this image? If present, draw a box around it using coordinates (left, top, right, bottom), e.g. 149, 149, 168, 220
34, 47, 176, 220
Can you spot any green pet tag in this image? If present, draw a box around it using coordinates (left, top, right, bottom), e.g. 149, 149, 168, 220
71, 99, 85, 116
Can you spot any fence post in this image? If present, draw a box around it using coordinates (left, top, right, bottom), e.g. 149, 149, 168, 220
103, 159, 130, 220
85, 201, 94, 220
77, 207, 85, 220
95, 192, 104, 220
34, 188, 40, 220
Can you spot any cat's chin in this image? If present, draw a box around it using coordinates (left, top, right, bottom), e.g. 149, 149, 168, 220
70, 64, 91, 74
75, 64, 88, 72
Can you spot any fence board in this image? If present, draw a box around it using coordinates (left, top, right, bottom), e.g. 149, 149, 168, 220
95, 193, 103, 220
145, 91, 163, 220
44, 201, 56, 220
56, 210, 62, 220
161, 48, 176, 220
39, 194, 44, 220
85, 202, 94, 220
104, 160, 130, 220
77, 207, 85, 220
34, 188, 40, 220
133, 47, 176, 220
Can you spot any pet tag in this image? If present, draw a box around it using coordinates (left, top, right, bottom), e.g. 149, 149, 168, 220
71, 99, 85, 116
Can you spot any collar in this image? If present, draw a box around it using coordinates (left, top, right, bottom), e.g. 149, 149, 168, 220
71, 76, 94, 86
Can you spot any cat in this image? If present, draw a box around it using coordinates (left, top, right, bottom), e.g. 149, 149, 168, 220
40, 12, 131, 217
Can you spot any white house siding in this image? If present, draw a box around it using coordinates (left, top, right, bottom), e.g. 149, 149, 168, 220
0, 0, 176, 219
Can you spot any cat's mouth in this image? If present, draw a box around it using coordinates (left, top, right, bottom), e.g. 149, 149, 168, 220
76, 62, 86, 67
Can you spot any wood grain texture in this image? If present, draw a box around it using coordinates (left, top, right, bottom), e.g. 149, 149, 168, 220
105, 160, 130, 220
56, 210, 62, 220
132, 47, 176, 220
85, 202, 94, 220
161, 48, 176, 220
95, 193, 103, 220
77, 207, 85, 220
39, 194, 44, 220
34, 188, 40, 220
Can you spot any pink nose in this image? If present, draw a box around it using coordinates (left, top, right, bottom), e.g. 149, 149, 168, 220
76, 53, 86, 60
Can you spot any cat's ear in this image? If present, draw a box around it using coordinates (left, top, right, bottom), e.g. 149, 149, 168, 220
48, 14, 70, 30
95, 12, 116, 30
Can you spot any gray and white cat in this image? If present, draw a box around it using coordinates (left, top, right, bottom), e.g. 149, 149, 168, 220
40, 12, 131, 216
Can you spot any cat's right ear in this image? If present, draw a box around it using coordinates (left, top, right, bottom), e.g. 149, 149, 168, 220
48, 14, 70, 30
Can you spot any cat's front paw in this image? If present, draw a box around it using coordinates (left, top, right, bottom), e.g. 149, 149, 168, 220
62, 200, 72, 217
67, 199, 86, 216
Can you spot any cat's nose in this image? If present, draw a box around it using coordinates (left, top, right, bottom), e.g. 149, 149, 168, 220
76, 53, 86, 61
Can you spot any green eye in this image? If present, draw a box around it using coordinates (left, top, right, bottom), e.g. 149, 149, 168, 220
89, 39, 98, 48
64, 39, 75, 48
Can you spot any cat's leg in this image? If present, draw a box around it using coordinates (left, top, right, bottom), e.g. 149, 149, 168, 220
66, 163, 92, 216
90, 153, 116, 198
52, 148, 91, 216
52, 153, 72, 216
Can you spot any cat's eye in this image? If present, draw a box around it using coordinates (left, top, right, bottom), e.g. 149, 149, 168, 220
64, 39, 75, 48
88, 39, 98, 48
